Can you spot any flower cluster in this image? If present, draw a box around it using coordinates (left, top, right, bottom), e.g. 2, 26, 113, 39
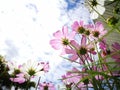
50, 18, 120, 89
0, 0, 120, 90
49, 0, 120, 89
0, 56, 50, 90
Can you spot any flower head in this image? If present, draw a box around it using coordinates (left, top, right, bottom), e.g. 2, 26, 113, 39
7, 61, 22, 75
39, 62, 49, 73
99, 39, 111, 57
65, 35, 94, 63
71, 21, 86, 34
21, 60, 48, 78
50, 26, 75, 54
10, 73, 26, 84
85, 0, 106, 19
90, 21, 107, 39
39, 82, 55, 90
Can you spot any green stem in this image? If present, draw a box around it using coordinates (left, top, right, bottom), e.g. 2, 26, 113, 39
35, 77, 41, 90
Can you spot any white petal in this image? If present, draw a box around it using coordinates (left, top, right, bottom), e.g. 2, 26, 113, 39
96, 5, 105, 15
97, 0, 105, 6
90, 11, 99, 19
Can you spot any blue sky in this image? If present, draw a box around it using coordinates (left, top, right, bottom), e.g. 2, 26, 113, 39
0, 0, 90, 89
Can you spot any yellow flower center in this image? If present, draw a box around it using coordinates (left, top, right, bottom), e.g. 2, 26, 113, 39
78, 47, 87, 55
91, 0, 98, 7
93, 31, 100, 37
28, 68, 36, 76
77, 27, 85, 34
62, 38, 69, 45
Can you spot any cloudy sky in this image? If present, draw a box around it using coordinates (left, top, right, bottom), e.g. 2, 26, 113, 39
0, 0, 91, 88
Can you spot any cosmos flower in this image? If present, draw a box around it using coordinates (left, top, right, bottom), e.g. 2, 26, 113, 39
62, 67, 92, 90
50, 26, 75, 54
111, 42, 120, 63
65, 35, 94, 63
39, 82, 55, 90
71, 20, 86, 34
10, 73, 25, 84
62, 68, 81, 85
38, 62, 49, 73
85, 0, 106, 19
21, 60, 48, 78
7, 61, 22, 75
90, 21, 107, 39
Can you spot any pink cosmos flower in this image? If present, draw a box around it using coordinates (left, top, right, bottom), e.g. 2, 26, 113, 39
65, 35, 94, 63
10, 73, 25, 84
71, 20, 86, 34
99, 39, 107, 51
62, 68, 81, 85
110, 42, 120, 76
99, 39, 111, 57
39, 62, 49, 72
90, 21, 107, 39
92, 66, 105, 80
62, 68, 92, 89
39, 82, 55, 90
50, 26, 75, 54
111, 42, 120, 63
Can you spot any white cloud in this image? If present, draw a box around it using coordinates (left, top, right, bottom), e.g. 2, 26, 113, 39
58, 0, 90, 26
0, 0, 90, 88
0, 0, 62, 62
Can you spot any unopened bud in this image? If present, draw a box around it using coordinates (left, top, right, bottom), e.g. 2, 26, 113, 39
107, 16, 118, 26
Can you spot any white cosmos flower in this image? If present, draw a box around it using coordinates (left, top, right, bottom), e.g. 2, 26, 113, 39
85, 0, 106, 19
21, 59, 45, 78
7, 61, 22, 75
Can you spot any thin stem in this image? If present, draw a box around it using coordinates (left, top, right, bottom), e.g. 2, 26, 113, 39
35, 77, 41, 90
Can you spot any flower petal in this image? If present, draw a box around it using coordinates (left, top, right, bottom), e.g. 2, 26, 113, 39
81, 35, 86, 46
72, 21, 79, 31
53, 30, 62, 39
49, 39, 62, 50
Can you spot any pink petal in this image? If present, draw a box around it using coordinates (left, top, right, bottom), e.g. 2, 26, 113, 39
112, 54, 120, 59
112, 42, 120, 50
79, 20, 84, 26
115, 59, 120, 62
95, 21, 104, 31
68, 31, 76, 40
71, 21, 79, 31
70, 40, 79, 49
100, 30, 107, 36
70, 54, 78, 61
49, 39, 62, 50
81, 35, 86, 46
60, 48, 67, 55
65, 48, 76, 54
10, 77, 25, 84
62, 26, 68, 37
43, 62, 49, 72
15, 77, 25, 84
53, 30, 62, 39
16, 73, 24, 77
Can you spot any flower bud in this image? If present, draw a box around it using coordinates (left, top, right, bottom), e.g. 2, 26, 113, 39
107, 16, 118, 26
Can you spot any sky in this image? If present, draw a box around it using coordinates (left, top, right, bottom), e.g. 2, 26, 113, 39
0, 0, 91, 88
